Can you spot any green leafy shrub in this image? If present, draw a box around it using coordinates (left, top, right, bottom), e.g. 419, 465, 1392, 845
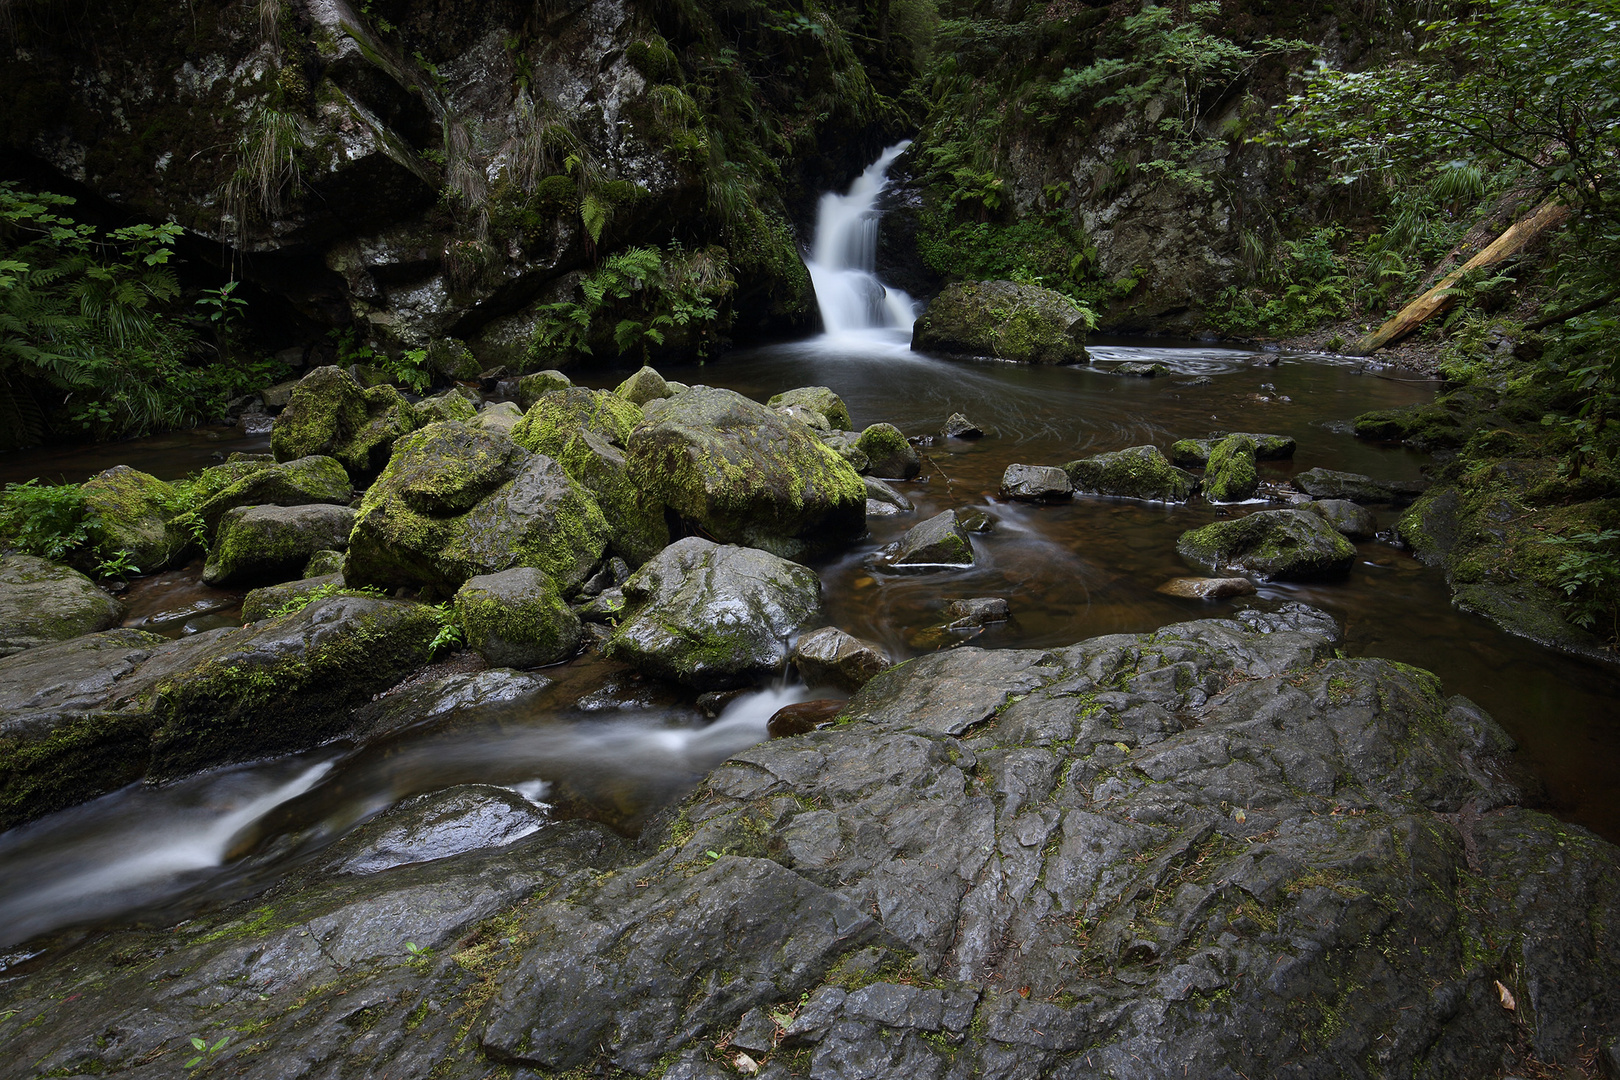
0, 479, 92, 560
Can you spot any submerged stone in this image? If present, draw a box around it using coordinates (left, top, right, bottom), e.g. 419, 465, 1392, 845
1177, 508, 1356, 581
1155, 576, 1256, 599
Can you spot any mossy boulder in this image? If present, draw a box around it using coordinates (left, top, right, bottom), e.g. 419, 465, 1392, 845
455, 567, 582, 668
427, 338, 483, 382
414, 389, 479, 425
512, 388, 644, 456
1170, 432, 1295, 467
80, 465, 186, 571
821, 430, 869, 472
516, 370, 574, 410
511, 390, 665, 566
304, 549, 346, 576
625, 387, 865, 559
855, 423, 921, 480
270, 365, 420, 480
912, 280, 1091, 364
767, 386, 852, 431
879, 509, 975, 569
1064, 445, 1197, 502
472, 400, 526, 435
189, 454, 353, 535
1353, 403, 1467, 450
203, 504, 357, 587
604, 537, 824, 690
346, 422, 609, 596
1203, 435, 1259, 502
0, 554, 124, 657
1177, 509, 1356, 581
241, 574, 346, 622
614, 365, 673, 406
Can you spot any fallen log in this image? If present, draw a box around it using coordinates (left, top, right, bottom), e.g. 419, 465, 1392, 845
1349, 197, 1570, 355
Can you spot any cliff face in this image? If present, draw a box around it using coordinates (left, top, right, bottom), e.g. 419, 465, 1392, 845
1, 0, 910, 366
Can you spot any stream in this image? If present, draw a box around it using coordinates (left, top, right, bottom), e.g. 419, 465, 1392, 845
2, 150, 1618, 958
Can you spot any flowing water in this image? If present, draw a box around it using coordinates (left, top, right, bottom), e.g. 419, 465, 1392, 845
3, 153, 1619, 954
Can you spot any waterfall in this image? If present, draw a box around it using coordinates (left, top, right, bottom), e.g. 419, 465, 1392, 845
806, 141, 915, 336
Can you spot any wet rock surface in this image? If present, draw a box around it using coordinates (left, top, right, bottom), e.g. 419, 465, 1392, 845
791, 626, 891, 692
4, 606, 1613, 1080
1178, 508, 1357, 581
1155, 575, 1257, 599
0, 554, 124, 657
604, 537, 824, 690
912, 280, 1092, 364
1000, 463, 1074, 502
879, 509, 976, 569
202, 504, 357, 587
1294, 467, 1429, 504
1065, 445, 1197, 502
454, 567, 582, 669
1308, 498, 1378, 538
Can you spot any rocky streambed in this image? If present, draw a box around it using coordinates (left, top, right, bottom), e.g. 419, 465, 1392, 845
3, 342, 1620, 1078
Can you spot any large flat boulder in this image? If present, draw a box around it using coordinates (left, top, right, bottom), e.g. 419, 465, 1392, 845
1294, 467, 1428, 504
604, 537, 824, 689
625, 387, 865, 558
0, 555, 123, 657
912, 280, 1091, 364
1177, 508, 1357, 580
202, 504, 357, 586
346, 422, 610, 595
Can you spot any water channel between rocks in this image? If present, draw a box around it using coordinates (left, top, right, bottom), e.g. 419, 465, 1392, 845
3, 332, 1619, 956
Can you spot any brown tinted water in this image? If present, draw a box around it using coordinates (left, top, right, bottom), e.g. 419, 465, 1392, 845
1, 333, 1616, 953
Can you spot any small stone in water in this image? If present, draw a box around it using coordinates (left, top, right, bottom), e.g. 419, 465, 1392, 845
956, 509, 994, 532
945, 597, 1011, 627
941, 412, 985, 438
1156, 577, 1256, 599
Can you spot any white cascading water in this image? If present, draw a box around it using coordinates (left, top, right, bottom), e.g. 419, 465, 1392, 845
806, 141, 916, 336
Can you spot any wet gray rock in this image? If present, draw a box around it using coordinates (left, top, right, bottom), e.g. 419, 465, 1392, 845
767, 387, 852, 431
792, 626, 891, 692
1309, 498, 1378, 538
605, 538, 824, 690
323, 785, 549, 876
821, 430, 870, 473
190, 455, 354, 536
1294, 467, 1428, 504
0, 555, 123, 657
855, 423, 921, 480
304, 549, 347, 576
999, 463, 1073, 501
912, 280, 1091, 364
879, 510, 975, 569
1156, 576, 1256, 599
241, 573, 344, 622
1065, 444, 1197, 502
79, 465, 189, 571
454, 567, 582, 669
0, 596, 438, 826
1177, 509, 1357, 581
347, 668, 553, 746
941, 412, 984, 438
203, 504, 357, 587
862, 476, 914, 518
626, 387, 865, 559
2, 608, 1616, 1080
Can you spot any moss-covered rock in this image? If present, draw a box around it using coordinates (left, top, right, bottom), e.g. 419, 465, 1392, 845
879, 509, 975, 568
455, 567, 582, 668
414, 389, 479, 425
1203, 435, 1259, 502
427, 338, 483, 382
1170, 432, 1296, 467
614, 366, 673, 406
1064, 445, 1197, 502
471, 400, 526, 435
999, 464, 1074, 501
767, 387, 853, 431
821, 430, 870, 472
1353, 403, 1468, 450
189, 454, 353, 535
510, 390, 665, 566
516, 370, 573, 411
1294, 468, 1428, 504
270, 366, 420, 481
1308, 499, 1377, 539
604, 537, 823, 689
240, 574, 346, 622
912, 280, 1091, 364
855, 423, 921, 480
304, 549, 347, 577
626, 387, 866, 558
0, 554, 124, 657
80, 465, 185, 572
1177, 509, 1356, 581
346, 422, 609, 595
203, 504, 357, 587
